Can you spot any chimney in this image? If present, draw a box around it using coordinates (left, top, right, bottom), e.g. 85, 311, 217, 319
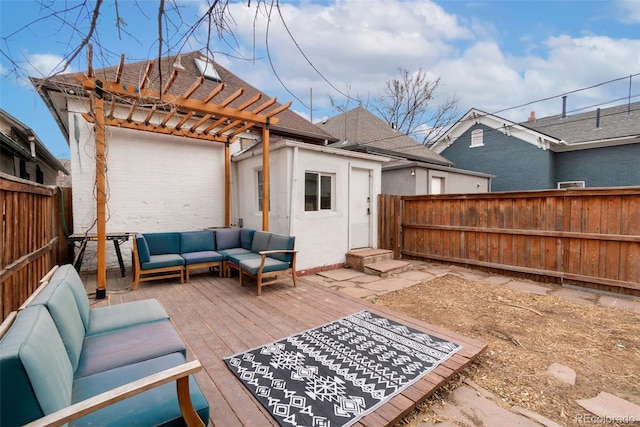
561, 95, 567, 118
528, 111, 536, 123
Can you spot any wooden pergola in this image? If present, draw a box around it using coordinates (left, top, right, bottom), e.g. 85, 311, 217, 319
77, 47, 291, 297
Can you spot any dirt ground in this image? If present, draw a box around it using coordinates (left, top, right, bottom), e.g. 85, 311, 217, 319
372, 274, 640, 426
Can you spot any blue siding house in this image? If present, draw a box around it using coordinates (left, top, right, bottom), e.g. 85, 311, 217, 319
431, 102, 640, 191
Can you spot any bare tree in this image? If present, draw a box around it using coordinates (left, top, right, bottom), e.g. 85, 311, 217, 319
0, 0, 247, 83
372, 67, 459, 145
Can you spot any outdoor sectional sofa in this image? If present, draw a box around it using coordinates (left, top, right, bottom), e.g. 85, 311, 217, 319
0, 264, 209, 426
132, 230, 223, 289
215, 228, 297, 296
132, 228, 297, 296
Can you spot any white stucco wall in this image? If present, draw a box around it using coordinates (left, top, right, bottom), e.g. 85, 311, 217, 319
67, 102, 226, 271
234, 141, 385, 271
382, 165, 491, 195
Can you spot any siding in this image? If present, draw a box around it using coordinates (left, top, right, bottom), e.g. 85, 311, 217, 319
440, 124, 554, 191
555, 143, 640, 187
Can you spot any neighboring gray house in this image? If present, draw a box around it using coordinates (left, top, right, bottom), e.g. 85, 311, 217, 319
0, 109, 68, 185
430, 102, 640, 191
318, 106, 492, 195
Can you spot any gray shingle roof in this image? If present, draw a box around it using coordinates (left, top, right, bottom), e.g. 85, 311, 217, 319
319, 106, 451, 166
523, 101, 640, 145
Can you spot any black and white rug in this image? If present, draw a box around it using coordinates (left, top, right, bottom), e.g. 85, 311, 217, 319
224, 310, 461, 427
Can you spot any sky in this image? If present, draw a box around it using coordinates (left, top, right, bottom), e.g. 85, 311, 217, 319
1, 0, 639, 160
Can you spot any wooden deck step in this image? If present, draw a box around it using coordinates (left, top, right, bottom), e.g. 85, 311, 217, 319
364, 260, 412, 277
346, 248, 394, 272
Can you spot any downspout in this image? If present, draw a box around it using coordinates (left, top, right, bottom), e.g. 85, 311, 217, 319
262, 118, 270, 231
288, 145, 299, 236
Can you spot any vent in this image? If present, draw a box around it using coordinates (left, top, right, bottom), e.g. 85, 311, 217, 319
194, 58, 222, 83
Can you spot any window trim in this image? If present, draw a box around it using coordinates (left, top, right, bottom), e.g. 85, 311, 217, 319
470, 129, 484, 148
557, 180, 585, 189
304, 171, 335, 212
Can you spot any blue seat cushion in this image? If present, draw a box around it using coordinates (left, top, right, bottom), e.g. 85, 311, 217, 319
71, 353, 209, 427
180, 230, 215, 253
87, 299, 169, 336
251, 231, 271, 253
51, 265, 92, 330
75, 320, 186, 379
141, 254, 185, 270
182, 251, 223, 265
143, 232, 180, 255
28, 280, 86, 372
215, 228, 241, 250
0, 305, 73, 426
227, 252, 261, 266
218, 247, 252, 260
266, 234, 295, 262
135, 234, 151, 263
240, 228, 255, 250
240, 257, 291, 275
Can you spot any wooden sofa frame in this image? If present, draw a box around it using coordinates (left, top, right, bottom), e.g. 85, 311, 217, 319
132, 236, 184, 290
0, 312, 205, 427
1, 266, 208, 427
239, 249, 298, 296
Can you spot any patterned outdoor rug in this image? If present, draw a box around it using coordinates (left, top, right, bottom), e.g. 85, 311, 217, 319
224, 310, 462, 427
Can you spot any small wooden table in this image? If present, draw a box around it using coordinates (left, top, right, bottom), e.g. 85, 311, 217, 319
68, 232, 134, 277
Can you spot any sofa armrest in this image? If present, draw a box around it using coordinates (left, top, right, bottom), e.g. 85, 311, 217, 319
23, 361, 206, 427
258, 250, 298, 256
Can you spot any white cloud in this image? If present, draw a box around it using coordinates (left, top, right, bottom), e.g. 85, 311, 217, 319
213, 0, 639, 124
618, 0, 640, 23
25, 53, 75, 78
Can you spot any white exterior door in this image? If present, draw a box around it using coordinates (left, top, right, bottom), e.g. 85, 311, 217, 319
350, 167, 372, 249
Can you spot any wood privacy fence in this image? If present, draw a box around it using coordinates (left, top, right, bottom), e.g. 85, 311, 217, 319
0, 174, 72, 319
379, 188, 640, 295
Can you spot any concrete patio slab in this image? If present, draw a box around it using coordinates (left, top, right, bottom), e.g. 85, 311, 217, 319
597, 295, 640, 313
482, 275, 513, 286
337, 286, 380, 299
505, 280, 552, 296
576, 391, 640, 421
547, 362, 576, 385
424, 385, 541, 427
360, 277, 419, 293
317, 268, 365, 281
551, 287, 598, 305
396, 270, 435, 281
350, 274, 384, 284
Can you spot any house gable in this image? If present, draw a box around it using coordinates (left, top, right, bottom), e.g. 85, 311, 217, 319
432, 108, 563, 154
440, 122, 555, 192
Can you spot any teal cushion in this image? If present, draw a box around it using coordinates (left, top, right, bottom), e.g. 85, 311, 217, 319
182, 251, 223, 265
143, 232, 180, 255
75, 320, 186, 378
240, 229, 255, 250
0, 305, 73, 426
87, 299, 169, 336
136, 234, 151, 263
141, 254, 185, 270
29, 281, 85, 372
180, 230, 215, 253
215, 228, 241, 250
227, 252, 261, 266
251, 231, 271, 253
51, 264, 91, 330
71, 353, 209, 427
266, 234, 295, 262
240, 257, 290, 275
217, 247, 252, 260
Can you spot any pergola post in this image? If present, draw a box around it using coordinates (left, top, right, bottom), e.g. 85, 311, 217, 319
225, 139, 230, 226
262, 120, 270, 231
94, 80, 107, 299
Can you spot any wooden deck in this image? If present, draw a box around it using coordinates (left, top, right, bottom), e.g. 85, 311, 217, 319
83, 270, 487, 426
